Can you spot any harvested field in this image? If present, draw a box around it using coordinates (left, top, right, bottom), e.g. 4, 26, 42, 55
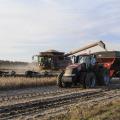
50, 95, 120, 120
0, 79, 119, 120
0, 77, 56, 90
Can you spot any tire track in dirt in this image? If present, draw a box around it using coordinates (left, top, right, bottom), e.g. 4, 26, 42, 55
0, 86, 85, 106
0, 79, 119, 120
0, 87, 120, 120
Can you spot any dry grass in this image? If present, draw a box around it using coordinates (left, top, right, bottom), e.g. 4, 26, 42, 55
50, 99, 120, 120
0, 77, 56, 90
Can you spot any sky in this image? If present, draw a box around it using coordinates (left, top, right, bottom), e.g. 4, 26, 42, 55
0, 0, 120, 62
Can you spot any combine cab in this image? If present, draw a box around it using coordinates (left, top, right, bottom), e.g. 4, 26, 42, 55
32, 50, 71, 71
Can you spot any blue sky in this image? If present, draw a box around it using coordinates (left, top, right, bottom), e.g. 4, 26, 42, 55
0, 0, 120, 61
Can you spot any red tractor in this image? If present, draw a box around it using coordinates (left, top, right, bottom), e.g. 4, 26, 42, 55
57, 40, 113, 88
57, 53, 110, 88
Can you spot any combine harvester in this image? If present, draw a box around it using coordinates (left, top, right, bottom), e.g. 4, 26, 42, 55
57, 41, 120, 88
32, 50, 71, 71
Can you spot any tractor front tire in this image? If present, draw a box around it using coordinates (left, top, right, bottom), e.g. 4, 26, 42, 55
85, 72, 96, 88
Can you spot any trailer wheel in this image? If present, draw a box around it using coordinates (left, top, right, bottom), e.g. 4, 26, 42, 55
57, 72, 64, 88
100, 69, 110, 86
85, 73, 96, 88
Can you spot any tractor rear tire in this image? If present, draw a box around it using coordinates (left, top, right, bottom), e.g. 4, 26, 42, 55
57, 72, 64, 88
85, 72, 96, 88
80, 72, 86, 88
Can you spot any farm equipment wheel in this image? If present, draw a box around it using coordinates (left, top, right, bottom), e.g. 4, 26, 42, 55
99, 69, 110, 86
57, 71, 64, 88
80, 72, 86, 88
85, 72, 96, 88
63, 82, 72, 88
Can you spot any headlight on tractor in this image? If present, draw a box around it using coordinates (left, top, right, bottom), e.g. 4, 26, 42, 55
64, 68, 77, 77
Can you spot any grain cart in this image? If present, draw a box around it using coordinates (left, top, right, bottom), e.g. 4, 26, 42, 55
57, 41, 110, 88
95, 51, 120, 78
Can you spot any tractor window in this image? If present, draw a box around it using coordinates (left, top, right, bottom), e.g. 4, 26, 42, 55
78, 56, 91, 64
78, 55, 97, 67
91, 56, 96, 65
74, 56, 83, 63
77, 55, 93, 68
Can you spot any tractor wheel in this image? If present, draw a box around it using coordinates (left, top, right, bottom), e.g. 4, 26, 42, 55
85, 72, 96, 88
99, 69, 110, 86
57, 72, 64, 88
63, 82, 72, 88
80, 72, 86, 88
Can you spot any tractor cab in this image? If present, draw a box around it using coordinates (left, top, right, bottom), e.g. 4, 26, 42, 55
73, 54, 96, 68
63, 54, 97, 81
57, 53, 110, 88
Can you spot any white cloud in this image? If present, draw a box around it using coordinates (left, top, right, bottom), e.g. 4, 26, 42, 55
0, 0, 120, 61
